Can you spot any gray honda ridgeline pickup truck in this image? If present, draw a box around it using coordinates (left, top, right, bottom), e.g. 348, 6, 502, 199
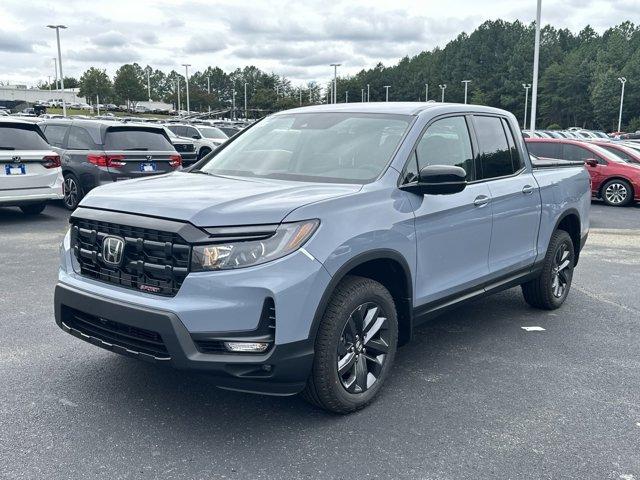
55, 103, 590, 413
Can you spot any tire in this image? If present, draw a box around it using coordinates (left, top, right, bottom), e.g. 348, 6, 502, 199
198, 147, 211, 160
601, 179, 633, 207
20, 203, 46, 215
63, 173, 82, 210
522, 229, 575, 310
302, 275, 398, 414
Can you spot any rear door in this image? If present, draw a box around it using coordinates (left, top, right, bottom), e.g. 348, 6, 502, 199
0, 123, 60, 191
471, 115, 541, 276
103, 126, 178, 181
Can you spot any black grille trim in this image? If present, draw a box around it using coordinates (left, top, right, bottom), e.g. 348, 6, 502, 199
62, 307, 170, 359
70, 217, 191, 296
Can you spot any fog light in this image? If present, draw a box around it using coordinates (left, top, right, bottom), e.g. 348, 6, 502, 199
223, 341, 270, 353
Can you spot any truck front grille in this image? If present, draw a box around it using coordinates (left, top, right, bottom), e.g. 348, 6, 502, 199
70, 218, 190, 296
174, 143, 195, 153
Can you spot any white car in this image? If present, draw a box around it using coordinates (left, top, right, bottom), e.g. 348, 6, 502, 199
0, 118, 63, 214
165, 123, 229, 159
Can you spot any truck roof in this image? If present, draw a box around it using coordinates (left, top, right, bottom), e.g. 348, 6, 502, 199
278, 102, 509, 117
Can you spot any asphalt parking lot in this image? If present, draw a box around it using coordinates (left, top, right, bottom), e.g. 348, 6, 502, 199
1, 201, 639, 480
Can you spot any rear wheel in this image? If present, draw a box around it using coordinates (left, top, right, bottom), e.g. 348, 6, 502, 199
522, 229, 574, 310
602, 179, 632, 207
63, 173, 82, 210
20, 203, 46, 215
302, 276, 398, 414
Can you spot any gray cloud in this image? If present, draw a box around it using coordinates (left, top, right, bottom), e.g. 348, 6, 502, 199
92, 31, 128, 48
0, 30, 41, 53
67, 47, 140, 63
184, 34, 227, 54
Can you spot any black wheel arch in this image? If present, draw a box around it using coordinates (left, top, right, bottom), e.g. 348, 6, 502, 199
310, 249, 414, 347
552, 208, 582, 266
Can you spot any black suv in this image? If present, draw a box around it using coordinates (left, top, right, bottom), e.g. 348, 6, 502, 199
40, 119, 183, 209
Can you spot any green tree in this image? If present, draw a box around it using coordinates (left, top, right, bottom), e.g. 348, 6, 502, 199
79, 67, 112, 103
113, 64, 146, 109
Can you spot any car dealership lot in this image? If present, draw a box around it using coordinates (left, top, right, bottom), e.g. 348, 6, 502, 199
1, 202, 639, 479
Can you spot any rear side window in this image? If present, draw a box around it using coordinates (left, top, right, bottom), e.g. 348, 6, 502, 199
104, 127, 174, 151
501, 119, 523, 171
67, 126, 96, 150
43, 124, 68, 148
527, 142, 562, 159
473, 116, 517, 179
0, 124, 50, 150
415, 116, 475, 181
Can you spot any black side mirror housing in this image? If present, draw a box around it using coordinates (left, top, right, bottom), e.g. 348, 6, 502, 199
192, 134, 201, 140
402, 165, 467, 195
585, 158, 598, 167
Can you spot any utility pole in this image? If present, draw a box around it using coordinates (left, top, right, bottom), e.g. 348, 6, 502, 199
384, 85, 390, 102
438, 84, 447, 102
530, 0, 542, 131
330, 64, 341, 104
462, 80, 471, 104
425, 84, 428, 101
47, 25, 67, 116
182, 64, 191, 114
522, 83, 531, 129
618, 77, 627, 132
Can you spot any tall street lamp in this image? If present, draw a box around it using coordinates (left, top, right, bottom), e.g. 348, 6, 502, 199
244, 82, 248, 119
384, 85, 390, 102
522, 83, 532, 129
345, 91, 349, 103
146, 69, 151, 101
439, 84, 447, 102
425, 83, 429, 102
182, 63, 191, 114
47, 25, 67, 117
361, 88, 365, 102
175, 78, 181, 113
367, 84, 370, 102
530, 0, 542, 131
52, 57, 58, 91
618, 77, 627, 132
330, 64, 341, 104
462, 80, 471, 104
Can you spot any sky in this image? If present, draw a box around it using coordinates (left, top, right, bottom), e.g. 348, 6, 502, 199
0, 0, 638, 87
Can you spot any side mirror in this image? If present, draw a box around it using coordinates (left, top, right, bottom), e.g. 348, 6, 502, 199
192, 134, 201, 140
585, 158, 598, 167
402, 165, 467, 195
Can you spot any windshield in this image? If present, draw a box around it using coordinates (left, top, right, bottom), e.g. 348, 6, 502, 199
0, 124, 50, 150
198, 113, 412, 184
199, 127, 227, 139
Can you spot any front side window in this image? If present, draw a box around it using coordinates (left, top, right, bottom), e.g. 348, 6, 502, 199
563, 144, 597, 163
198, 127, 228, 139
414, 116, 474, 180
198, 113, 412, 184
474, 115, 516, 179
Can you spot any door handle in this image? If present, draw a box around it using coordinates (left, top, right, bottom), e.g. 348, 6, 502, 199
522, 185, 535, 195
473, 195, 490, 207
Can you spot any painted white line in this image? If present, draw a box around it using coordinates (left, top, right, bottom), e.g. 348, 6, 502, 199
521, 326, 546, 332
299, 248, 315, 261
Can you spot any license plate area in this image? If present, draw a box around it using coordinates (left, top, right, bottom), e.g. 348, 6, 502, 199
140, 162, 157, 173
4, 164, 26, 175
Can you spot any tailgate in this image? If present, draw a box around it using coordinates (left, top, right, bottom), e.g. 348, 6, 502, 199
0, 151, 60, 190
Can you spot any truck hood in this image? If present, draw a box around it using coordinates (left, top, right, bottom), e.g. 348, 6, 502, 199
79, 171, 362, 226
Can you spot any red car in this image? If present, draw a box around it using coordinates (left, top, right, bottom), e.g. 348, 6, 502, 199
590, 140, 640, 165
526, 138, 640, 207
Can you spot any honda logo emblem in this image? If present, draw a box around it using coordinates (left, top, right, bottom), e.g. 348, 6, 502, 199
102, 236, 125, 266
11, 156, 21, 163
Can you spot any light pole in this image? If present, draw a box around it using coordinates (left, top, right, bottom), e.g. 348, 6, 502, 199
618, 77, 627, 132
438, 84, 447, 102
182, 64, 191, 114
384, 85, 390, 102
146, 69, 151, 101
330, 63, 341, 104
232, 89, 236, 120
175, 78, 181, 113
367, 84, 370, 102
530, 0, 542, 132
361, 88, 365, 102
244, 82, 248, 119
299, 88, 302, 106
52, 57, 58, 91
425, 84, 428, 101
462, 80, 471, 104
207, 76, 211, 113
47, 25, 67, 117
47, 76, 51, 93
522, 83, 531, 129
345, 91, 349, 103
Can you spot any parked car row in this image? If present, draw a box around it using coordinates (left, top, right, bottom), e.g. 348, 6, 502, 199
526, 137, 640, 207
522, 129, 610, 140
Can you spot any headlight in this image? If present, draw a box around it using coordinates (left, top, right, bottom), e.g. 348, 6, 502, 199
191, 219, 319, 271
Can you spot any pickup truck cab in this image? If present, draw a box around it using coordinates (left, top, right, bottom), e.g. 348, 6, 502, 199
55, 103, 590, 413
0, 118, 63, 214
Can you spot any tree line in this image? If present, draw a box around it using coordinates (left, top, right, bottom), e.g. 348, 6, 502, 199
40, 20, 640, 131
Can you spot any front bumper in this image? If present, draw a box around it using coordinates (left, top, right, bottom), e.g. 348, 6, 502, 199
54, 283, 315, 395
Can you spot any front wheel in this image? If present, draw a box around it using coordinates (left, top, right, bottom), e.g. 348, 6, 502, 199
302, 276, 398, 414
522, 229, 575, 310
602, 179, 632, 207
198, 147, 211, 160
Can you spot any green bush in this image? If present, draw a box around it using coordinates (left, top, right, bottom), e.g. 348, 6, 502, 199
546, 123, 562, 130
